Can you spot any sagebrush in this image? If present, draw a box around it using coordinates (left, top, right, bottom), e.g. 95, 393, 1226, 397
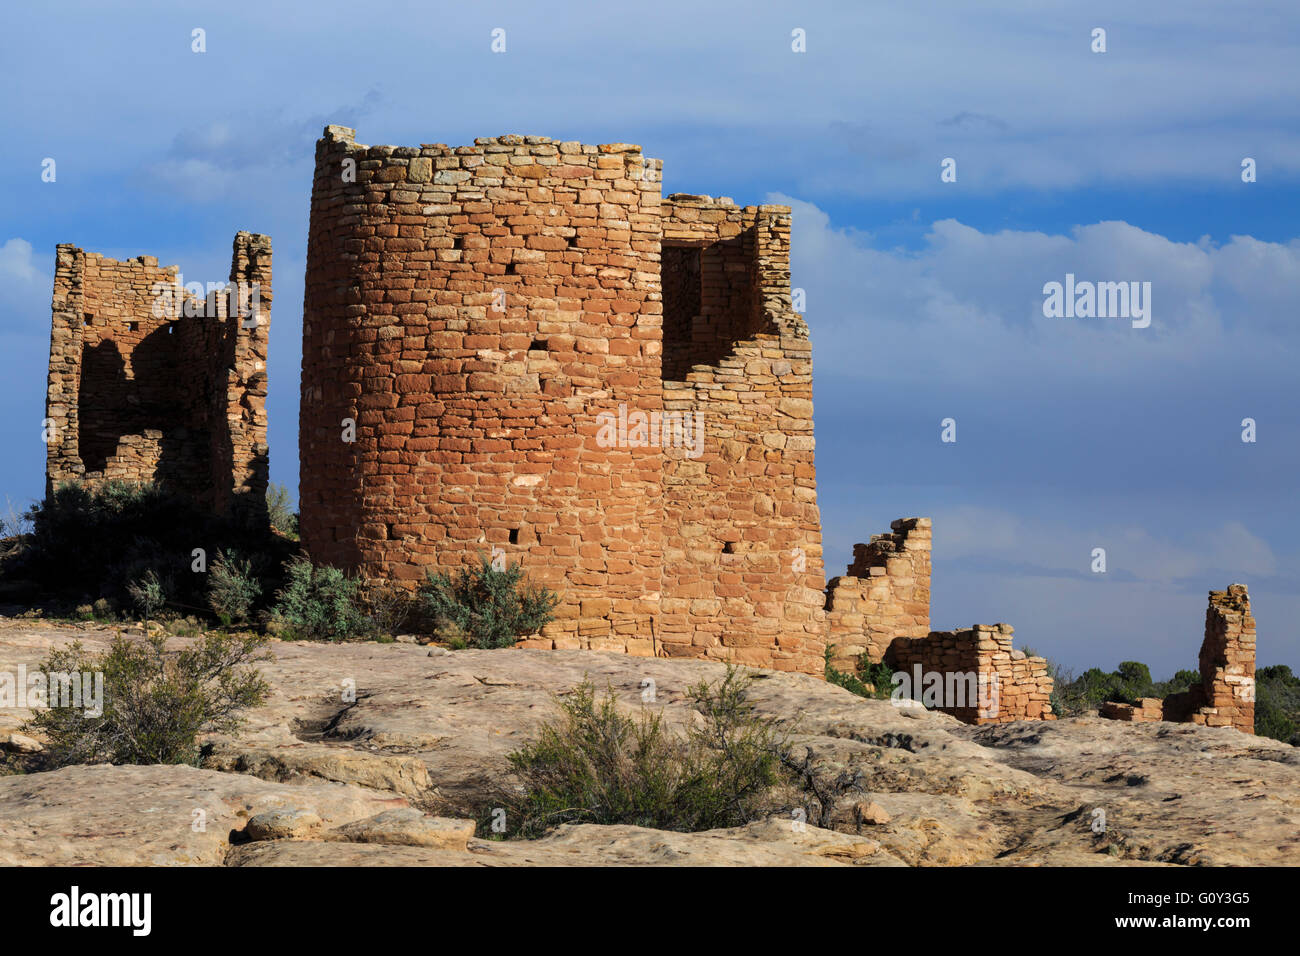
207, 550, 263, 625
27, 632, 270, 767
419, 552, 558, 648
500, 666, 790, 838
271, 557, 368, 641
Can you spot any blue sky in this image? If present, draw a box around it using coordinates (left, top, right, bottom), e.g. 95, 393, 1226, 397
2, 1, 1297, 675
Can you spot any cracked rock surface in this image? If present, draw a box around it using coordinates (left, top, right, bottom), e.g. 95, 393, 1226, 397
1, 622, 1296, 866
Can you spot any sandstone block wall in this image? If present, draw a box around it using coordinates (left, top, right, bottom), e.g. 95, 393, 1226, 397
1097, 585, 1256, 733
45, 233, 271, 523
658, 195, 826, 673
300, 127, 824, 675
1099, 697, 1164, 721
888, 623, 1054, 724
1123, 584, 1257, 733
823, 515, 1051, 723
825, 517, 931, 671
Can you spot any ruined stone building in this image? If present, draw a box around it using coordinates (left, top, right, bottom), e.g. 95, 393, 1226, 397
825, 517, 1054, 723
1100, 584, 1256, 734
44, 233, 272, 523
294, 126, 1055, 701
56, 128, 1260, 733
300, 126, 827, 674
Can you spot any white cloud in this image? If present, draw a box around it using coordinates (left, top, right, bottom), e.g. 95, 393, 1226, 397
0, 239, 40, 284
777, 194, 1300, 386
0, 239, 51, 338
6, 2, 1300, 198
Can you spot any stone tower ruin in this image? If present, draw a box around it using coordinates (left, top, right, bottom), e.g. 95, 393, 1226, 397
1101, 584, 1256, 734
300, 127, 827, 675
44, 233, 272, 523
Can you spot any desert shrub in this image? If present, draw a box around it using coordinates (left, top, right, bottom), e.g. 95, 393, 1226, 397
266, 483, 298, 539
824, 646, 893, 700
271, 557, 368, 641
15, 481, 291, 619
0, 496, 31, 543
21, 482, 199, 604
1052, 659, 1229, 717
207, 551, 263, 625
364, 585, 415, 638
26, 632, 270, 767
501, 667, 789, 838
1256, 665, 1300, 744
419, 552, 558, 648
127, 569, 171, 620
1052, 661, 1162, 711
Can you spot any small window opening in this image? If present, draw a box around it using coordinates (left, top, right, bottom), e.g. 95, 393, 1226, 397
83, 314, 93, 327
127, 321, 139, 332
508, 528, 520, 545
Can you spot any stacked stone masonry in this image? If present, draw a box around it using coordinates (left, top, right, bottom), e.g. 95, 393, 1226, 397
824, 516, 1052, 723
45, 233, 271, 523
300, 127, 825, 675
888, 624, 1055, 724
1099, 698, 1164, 722
1102, 584, 1256, 734
40, 126, 1255, 710
825, 517, 932, 672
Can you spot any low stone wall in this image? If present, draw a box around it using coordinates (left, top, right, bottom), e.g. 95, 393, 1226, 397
1099, 698, 1164, 722
888, 623, 1054, 724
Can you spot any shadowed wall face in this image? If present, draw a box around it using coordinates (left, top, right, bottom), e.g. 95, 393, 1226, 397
45, 234, 272, 523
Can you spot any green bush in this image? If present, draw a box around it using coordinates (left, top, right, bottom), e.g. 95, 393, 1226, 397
824, 646, 894, 700
1052, 660, 1170, 712
14, 481, 291, 620
26, 632, 270, 767
1256, 665, 1300, 744
501, 667, 789, 838
207, 551, 263, 625
419, 552, 558, 648
266, 483, 298, 539
21, 482, 201, 605
127, 569, 170, 620
271, 557, 368, 641
1048, 657, 1300, 740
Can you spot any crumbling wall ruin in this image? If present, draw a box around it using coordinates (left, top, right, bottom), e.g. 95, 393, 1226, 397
1102, 584, 1256, 734
44, 233, 271, 523
825, 516, 1052, 722
300, 127, 824, 675
889, 624, 1055, 723
825, 517, 931, 672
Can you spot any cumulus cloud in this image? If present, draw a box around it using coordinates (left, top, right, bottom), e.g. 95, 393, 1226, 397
0, 238, 40, 284
6, 3, 1300, 200
792, 199, 1300, 671
0, 239, 51, 335
777, 194, 1300, 385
